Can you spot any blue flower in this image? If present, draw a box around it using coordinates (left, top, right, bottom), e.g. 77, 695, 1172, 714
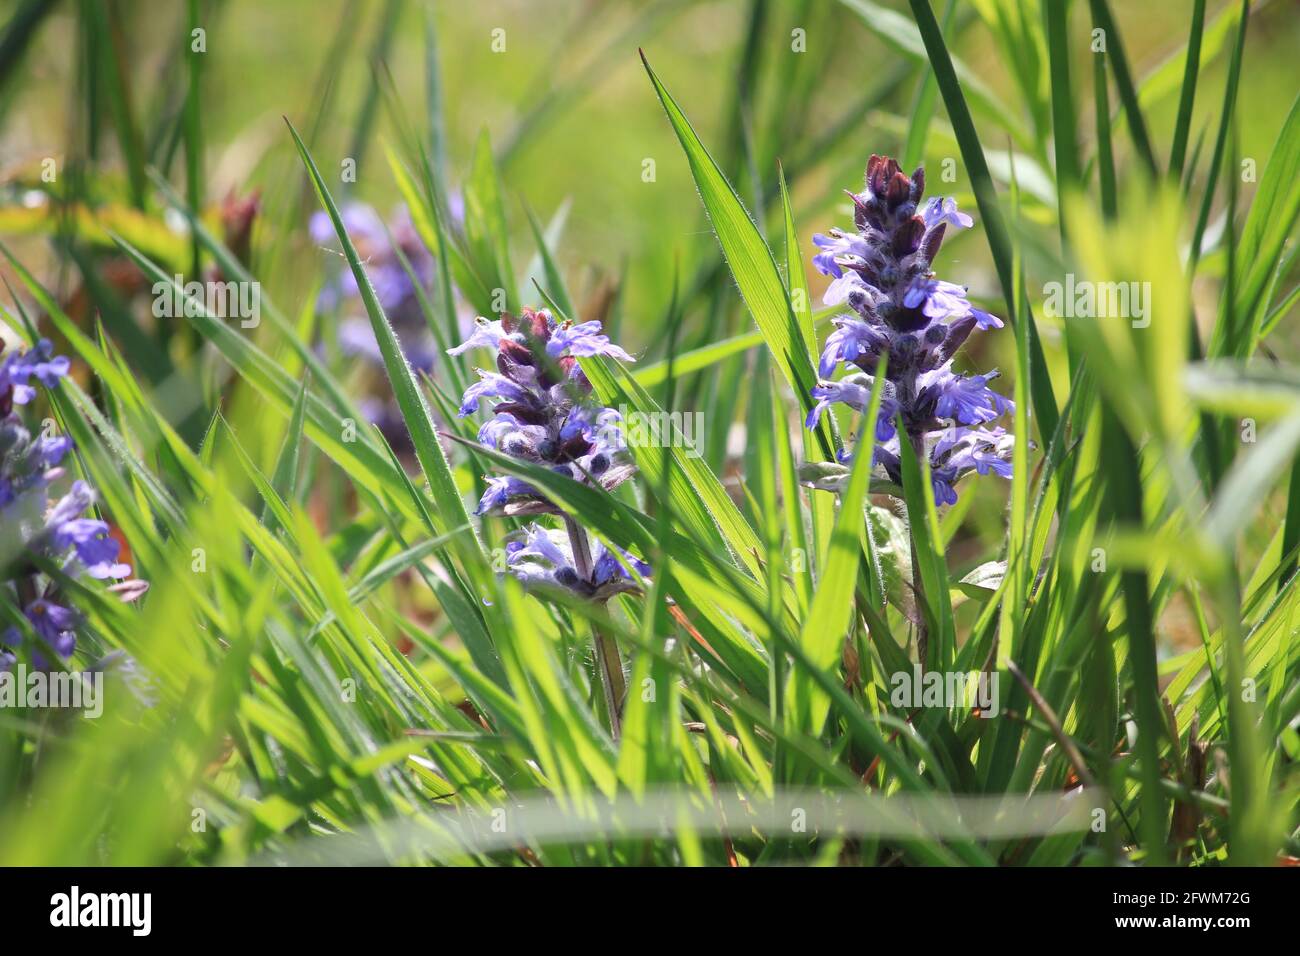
447, 318, 508, 357
921, 196, 973, 231
3, 600, 77, 670
812, 231, 872, 279
1, 338, 68, 407
818, 314, 889, 378
904, 277, 975, 321
475, 475, 539, 516
24, 599, 78, 651
30, 434, 73, 469
458, 371, 534, 418
807, 377, 898, 437
51, 518, 131, 579
6, 339, 71, 389
311, 204, 434, 326
450, 307, 638, 518
804, 155, 1013, 505
478, 412, 541, 451
546, 321, 635, 362
312, 202, 447, 449
2, 341, 141, 668
44, 479, 95, 529
823, 271, 870, 307
506, 524, 649, 599
921, 365, 1013, 425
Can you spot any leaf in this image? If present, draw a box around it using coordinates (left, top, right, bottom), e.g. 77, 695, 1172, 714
522, 199, 575, 320
285, 118, 483, 568
264, 373, 310, 530
906, 0, 1060, 443
1087, 0, 1159, 177
1205, 410, 1300, 550
958, 560, 1007, 594
1233, 91, 1300, 350
580, 354, 761, 578
838, 0, 1030, 148
1185, 360, 1300, 420
640, 50, 834, 461
787, 356, 888, 738
778, 162, 818, 364
1168, 0, 1207, 177
463, 128, 518, 312
633, 328, 766, 387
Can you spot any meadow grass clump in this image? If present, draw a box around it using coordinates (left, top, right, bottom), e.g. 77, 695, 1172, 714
0, 1, 1296, 871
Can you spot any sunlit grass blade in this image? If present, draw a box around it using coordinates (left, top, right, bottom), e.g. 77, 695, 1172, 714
787, 356, 886, 739
641, 50, 835, 461
839, 0, 1030, 149
1086, 0, 1158, 177
1189, 0, 1250, 277
906, 0, 1060, 443
1044, 0, 1079, 239
1168, 0, 1206, 178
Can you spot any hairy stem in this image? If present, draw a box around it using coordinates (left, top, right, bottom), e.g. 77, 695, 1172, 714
564, 515, 625, 740
908, 431, 931, 669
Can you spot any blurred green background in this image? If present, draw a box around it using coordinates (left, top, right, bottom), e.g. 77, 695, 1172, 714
3, 0, 1296, 359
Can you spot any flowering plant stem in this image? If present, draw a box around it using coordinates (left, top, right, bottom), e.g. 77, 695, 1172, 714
908, 432, 931, 670
563, 514, 625, 739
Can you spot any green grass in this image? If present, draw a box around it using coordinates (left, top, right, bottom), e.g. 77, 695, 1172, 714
0, 0, 1297, 867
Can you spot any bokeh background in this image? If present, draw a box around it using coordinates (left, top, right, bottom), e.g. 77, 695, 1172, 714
3, 0, 1297, 353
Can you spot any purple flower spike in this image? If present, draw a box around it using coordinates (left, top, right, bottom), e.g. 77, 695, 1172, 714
2, 341, 140, 668
803, 154, 1012, 505
449, 306, 648, 594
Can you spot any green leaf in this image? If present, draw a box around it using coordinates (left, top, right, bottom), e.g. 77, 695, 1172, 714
641, 50, 834, 461
581, 353, 761, 577
839, 0, 1030, 149
1232, 91, 1300, 351
787, 356, 887, 738
522, 200, 576, 320
285, 118, 483, 568
1168, 0, 1207, 177
463, 128, 518, 312
906, 0, 1060, 443
1087, 0, 1159, 177
264, 373, 309, 529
